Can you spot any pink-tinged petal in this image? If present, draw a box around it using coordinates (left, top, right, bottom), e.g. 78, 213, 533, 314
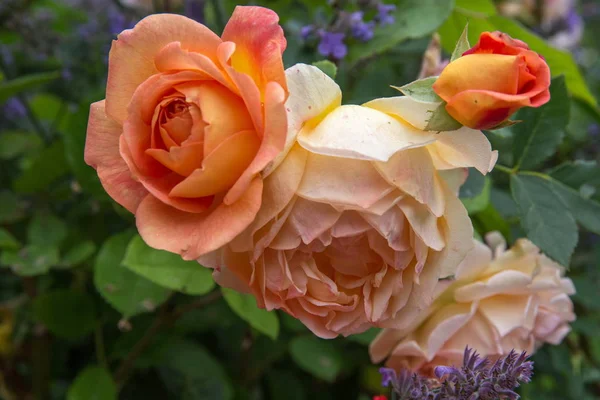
106, 14, 222, 123
298, 104, 436, 162
284, 198, 341, 244
146, 142, 205, 177
297, 152, 393, 209
119, 136, 212, 213
224, 81, 287, 205
397, 197, 444, 251
427, 128, 497, 174
136, 177, 263, 260
374, 147, 444, 217
221, 6, 287, 94
264, 64, 342, 175
441, 313, 504, 358
369, 328, 407, 363
84, 101, 148, 212
170, 130, 261, 198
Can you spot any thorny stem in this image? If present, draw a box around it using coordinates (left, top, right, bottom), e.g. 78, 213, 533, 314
113, 290, 222, 390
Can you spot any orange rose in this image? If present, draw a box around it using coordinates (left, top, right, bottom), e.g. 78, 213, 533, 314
85, 7, 288, 259
433, 31, 551, 130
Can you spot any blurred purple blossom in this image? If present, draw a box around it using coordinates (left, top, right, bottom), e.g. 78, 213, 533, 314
317, 31, 347, 60
3, 98, 27, 119
301, 25, 314, 40
588, 123, 599, 137
184, 0, 205, 23
350, 12, 375, 42
376, 3, 396, 26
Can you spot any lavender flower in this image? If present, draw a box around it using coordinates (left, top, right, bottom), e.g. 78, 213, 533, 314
184, 0, 205, 23
317, 31, 347, 60
379, 347, 534, 400
350, 12, 375, 42
2, 98, 26, 119
301, 25, 314, 40
376, 3, 396, 26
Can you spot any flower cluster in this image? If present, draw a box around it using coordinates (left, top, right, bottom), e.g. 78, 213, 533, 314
378, 347, 533, 400
301, 1, 396, 60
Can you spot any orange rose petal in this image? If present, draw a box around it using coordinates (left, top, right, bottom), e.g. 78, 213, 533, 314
146, 142, 204, 177
224, 81, 287, 205
106, 14, 222, 123
445, 90, 531, 130
85, 101, 148, 213
136, 177, 263, 260
433, 54, 521, 101
170, 130, 261, 198
161, 112, 194, 145
119, 136, 211, 213
221, 6, 287, 94
177, 81, 254, 156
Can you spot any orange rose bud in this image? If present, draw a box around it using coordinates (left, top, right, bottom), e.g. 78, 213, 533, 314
433, 31, 551, 130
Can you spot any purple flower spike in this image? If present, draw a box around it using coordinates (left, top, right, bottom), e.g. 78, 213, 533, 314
379, 367, 397, 387
376, 3, 396, 26
317, 31, 347, 59
350, 11, 375, 42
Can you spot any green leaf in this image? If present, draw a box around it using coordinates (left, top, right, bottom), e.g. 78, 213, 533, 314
550, 178, 600, 236
60, 241, 96, 268
437, 13, 595, 107
289, 335, 344, 382
455, 0, 497, 16
221, 288, 279, 340
0, 229, 20, 250
122, 235, 215, 295
154, 338, 233, 400
472, 202, 512, 241
267, 370, 307, 400
510, 173, 577, 266
312, 60, 337, 79
0, 71, 60, 104
572, 276, 600, 310
394, 77, 441, 102
347, 0, 453, 65
32, 289, 96, 340
280, 312, 309, 333
0, 131, 43, 160
27, 211, 67, 248
512, 76, 569, 170
424, 103, 462, 131
67, 366, 117, 400
549, 160, 600, 191
0, 191, 25, 224
0, 245, 59, 276
451, 24, 470, 61
29, 93, 65, 122
94, 232, 171, 318
13, 140, 69, 194
347, 328, 381, 346
461, 175, 491, 215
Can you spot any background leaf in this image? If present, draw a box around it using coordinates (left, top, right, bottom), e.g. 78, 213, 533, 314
221, 288, 279, 340
289, 335, 344, 382
67, 366, 117, 400
32, 289, 96, 340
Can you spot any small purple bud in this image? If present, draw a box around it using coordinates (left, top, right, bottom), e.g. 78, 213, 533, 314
434, 365, 457, 379
349, 12, 375, 42
300, 25, 314, 40
376, 3, 396, 26
3, 98, 26, 119
379, 367, 397, 387
317, 31, 347, 60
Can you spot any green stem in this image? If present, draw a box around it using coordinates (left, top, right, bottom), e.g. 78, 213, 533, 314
494, 164, 515, 175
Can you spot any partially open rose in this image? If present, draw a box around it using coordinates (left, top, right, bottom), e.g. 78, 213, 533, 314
85, 7, 288, 259
433, 31, 551, 130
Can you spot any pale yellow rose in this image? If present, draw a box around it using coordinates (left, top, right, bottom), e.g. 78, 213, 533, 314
370, 233, 576, 375
199, 64, 497, 338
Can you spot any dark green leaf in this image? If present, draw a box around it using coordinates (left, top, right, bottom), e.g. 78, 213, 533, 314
94, 232, 171, 318
0, 131, 43, 160
394, 77, 441, 102
289, 335, 344, 382
60, 241, 96, 268
267, 370, 307, 400
221, 288, 279, 340
27, 211, 67, 248
512, 77, 569, 170
550, 178, 600, 235
0, 71, 60, 104
510, 173, 577, 266
13, 140, 69, 194
0, 191, 25, 224
312, 60, 337, 79
0, 245, 59, 276
280, 312, 309, 333
549, 160, 600, 191
32, 289, 96, 340
122, 235, 215, 295
347, 328, 381, 346
0, 228, 20, 250
347, 0, 453, 64
451, 24, 470, 61
67, 366, 117, 400
490, 187, 519, 218
424, 103, 462, 131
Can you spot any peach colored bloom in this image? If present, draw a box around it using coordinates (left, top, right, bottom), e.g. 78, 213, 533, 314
370, 233, 575, 376
85, 7, 288, 259
199, 64, 497, 338
433, 31, 551, 130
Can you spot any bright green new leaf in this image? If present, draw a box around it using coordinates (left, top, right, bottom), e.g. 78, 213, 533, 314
94, 232, 171, 318
510, 173, 578, 266
461, 176, 491, 215
455, 0, 497, 16
122, 235, 215, 295
512, 76, 570, 171
33, 289, 96, 340
221, 287, 279, 340
425, 103, 462, 131
28, 211, 68, 248
451, 24, 470, 61
347, 0, 453, 64
0, 228, 20, 250
289, 335, 344, 382
395, 77, 441, 102
0, 71, 60, 105
67, 366, 117, 400
438, 13, 595, 107
312, 60, 337, 79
